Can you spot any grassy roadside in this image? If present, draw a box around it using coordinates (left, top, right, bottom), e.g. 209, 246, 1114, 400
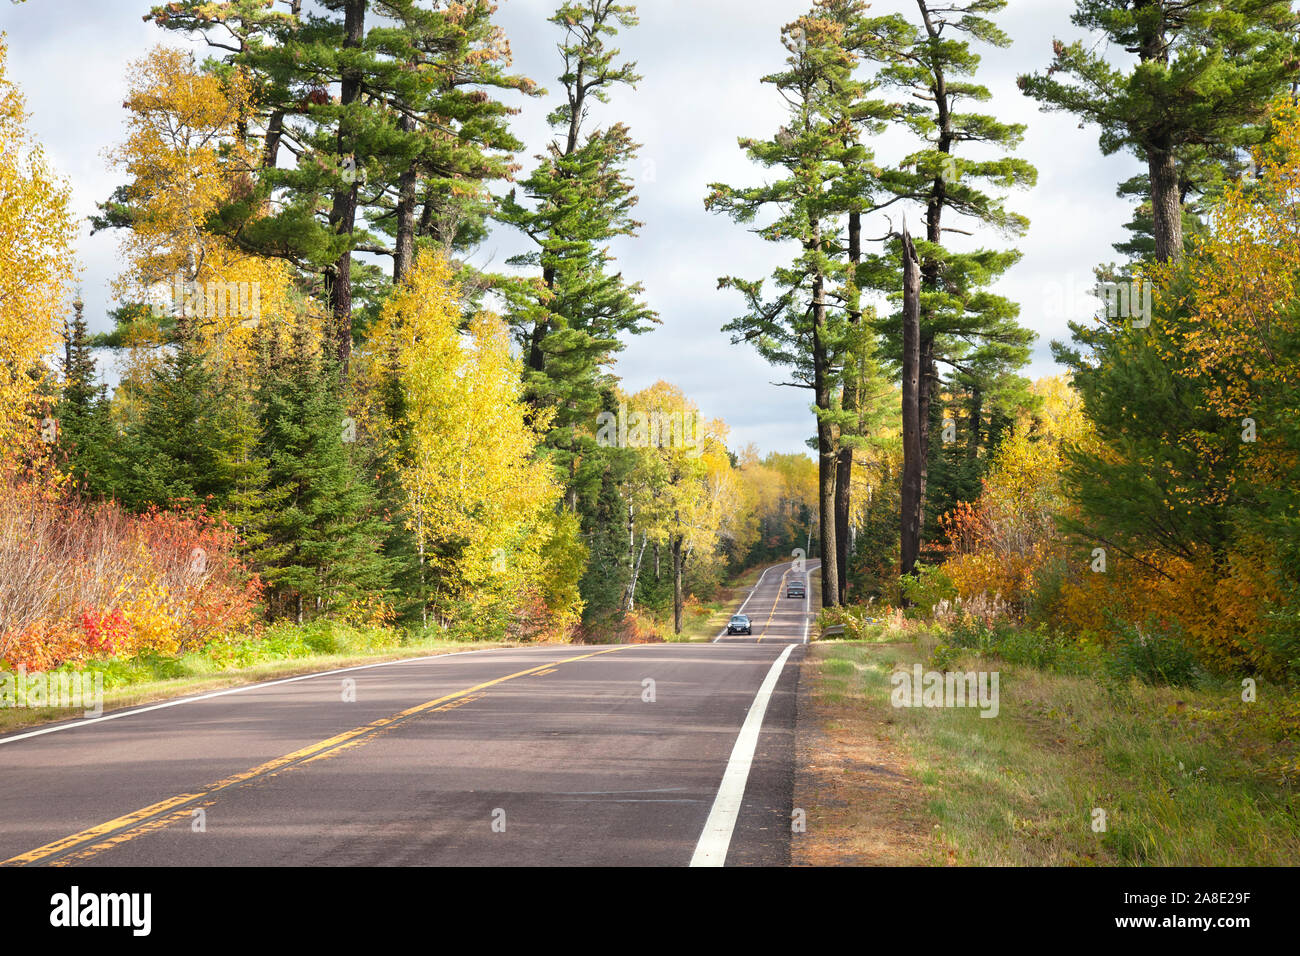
795, 635, 1300, 866
0, 624, 517, 735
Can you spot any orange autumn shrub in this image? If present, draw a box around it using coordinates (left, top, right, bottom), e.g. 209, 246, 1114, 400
0, 480, 261, 670
133, 507, 262, 652
1131, 549, 1282, 677
1047, 544, 1283, 676
1050, 560, 1139, 638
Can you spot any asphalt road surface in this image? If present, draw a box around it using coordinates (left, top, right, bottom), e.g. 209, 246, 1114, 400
0, 560, 819, 867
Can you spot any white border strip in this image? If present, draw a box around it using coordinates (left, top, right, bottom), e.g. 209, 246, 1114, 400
690, 642, 796, 866
799, 561, 819, 644
0, 646, 517, 748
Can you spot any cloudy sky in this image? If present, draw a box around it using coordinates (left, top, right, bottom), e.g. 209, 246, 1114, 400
0, 0, 1142, 455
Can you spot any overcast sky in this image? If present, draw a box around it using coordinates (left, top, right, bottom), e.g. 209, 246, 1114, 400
0, 0, 1141, 455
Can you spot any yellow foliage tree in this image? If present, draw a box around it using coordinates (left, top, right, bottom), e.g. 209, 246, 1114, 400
943, 376, 1095, 617
0, 34, 77, 461
619, 381, 741, 632
365, 251, 573, 636
110, 46, 307, 384
1155, 100, 1300, 428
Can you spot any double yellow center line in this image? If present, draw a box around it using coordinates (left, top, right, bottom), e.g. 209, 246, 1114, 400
4, 646, 627, 867
757, 569, 790, 642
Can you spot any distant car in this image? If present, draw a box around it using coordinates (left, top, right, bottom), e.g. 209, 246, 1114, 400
726, 614, 752, 635
786, 582, 806, 599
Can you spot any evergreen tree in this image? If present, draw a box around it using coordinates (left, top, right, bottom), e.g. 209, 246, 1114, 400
1018, 0, 1300, 262
257, 322, 393, 622
55, 297, 118, 498
494, 1, 657, 619
856, 0, 1037, 559
577, 457, 640, 624
1051, 266, 1245, 573
497, 1, 656, 501
145, 0, 535, 370
115, 318, 255, 514
706, 3, 898, 604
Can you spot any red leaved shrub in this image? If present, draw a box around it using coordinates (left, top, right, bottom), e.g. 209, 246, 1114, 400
0, 480, 262, 670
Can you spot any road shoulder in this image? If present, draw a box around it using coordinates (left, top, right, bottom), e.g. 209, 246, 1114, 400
792, 641, 946, 866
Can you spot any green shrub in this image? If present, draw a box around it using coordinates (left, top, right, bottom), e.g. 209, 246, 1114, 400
1105, 617, 1202, 687
929, 643, 961, 670
900, 562, 957, 617
1260, 603, 1300, 681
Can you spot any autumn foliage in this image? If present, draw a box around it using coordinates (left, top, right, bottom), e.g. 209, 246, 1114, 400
936, 103, 1300, 679
0, 33, 77, 460
0, 479, 261, 670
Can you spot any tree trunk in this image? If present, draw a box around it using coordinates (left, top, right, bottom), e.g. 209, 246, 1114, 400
259, 2, 302, 172
817, 430, 839, 608
622, 503, 636, 610
1135, 8, 1181, 264
262, 111, 286, 171
672, 532, 685, 634
326, 0, 366, 374
967, 384, 982, 461
918, 1, 951, 545
834, 207, 861, 600
918, 339, 935, 524
626, 534, 646, 613
810, 217, 840, 608
526, 264, 554, 373
394, 113, 418, 283
901, 224, 923, 589
1149, 145, 1183, 262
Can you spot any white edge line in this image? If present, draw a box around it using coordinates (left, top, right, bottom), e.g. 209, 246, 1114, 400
0, 645, 523, 748
689, 641, 797, 866
802, 566, 811, 644
803, 561, 820, 644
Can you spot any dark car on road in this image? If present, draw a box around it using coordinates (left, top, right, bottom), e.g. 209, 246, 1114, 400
726, 614, 752, 635
786, 581, 806, 599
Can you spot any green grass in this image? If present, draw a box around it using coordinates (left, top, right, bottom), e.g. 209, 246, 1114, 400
0, 620, 516, 734
810, 636, 1300, 866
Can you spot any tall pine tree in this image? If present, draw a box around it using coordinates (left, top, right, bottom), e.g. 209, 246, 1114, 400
857, 0, 1037, 566
1018, 0, 1300, 263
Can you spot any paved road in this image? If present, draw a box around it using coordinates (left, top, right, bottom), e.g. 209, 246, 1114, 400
0, 560, 818, 867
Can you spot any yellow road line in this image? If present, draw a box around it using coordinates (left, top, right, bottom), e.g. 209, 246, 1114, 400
757, 569, 790, 643
4, 646, 626, 867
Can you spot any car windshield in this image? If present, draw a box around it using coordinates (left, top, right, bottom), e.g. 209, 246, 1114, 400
731, 616, 748, 623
